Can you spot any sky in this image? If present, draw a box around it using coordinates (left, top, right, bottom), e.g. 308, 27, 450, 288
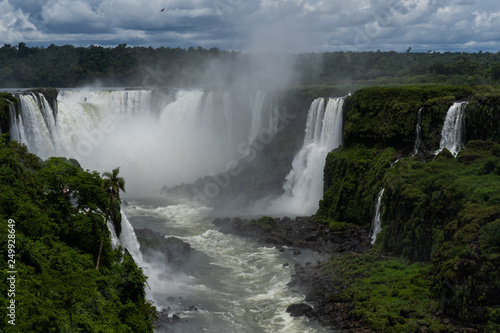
1, 0, 500, 53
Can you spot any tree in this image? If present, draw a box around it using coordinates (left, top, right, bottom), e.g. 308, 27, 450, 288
96, 167, 125, 270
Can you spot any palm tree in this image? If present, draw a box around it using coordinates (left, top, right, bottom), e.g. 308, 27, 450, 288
96, 167, 125, 270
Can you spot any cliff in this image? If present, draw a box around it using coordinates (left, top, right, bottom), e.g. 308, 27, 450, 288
317, 85, 500, 332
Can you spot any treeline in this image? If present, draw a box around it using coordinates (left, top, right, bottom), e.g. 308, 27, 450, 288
0, 137, 157, 332
1, 43, 500, 88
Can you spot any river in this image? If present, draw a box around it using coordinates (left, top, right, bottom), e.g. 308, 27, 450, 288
123, 196, 332, 333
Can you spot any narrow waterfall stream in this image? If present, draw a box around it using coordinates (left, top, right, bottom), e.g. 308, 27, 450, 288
371, 189, 385, 245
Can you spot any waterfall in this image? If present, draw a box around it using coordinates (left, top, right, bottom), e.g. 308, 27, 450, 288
268, 97, 344, 216
18, 94, 57, 159
436, 102, 467, 157
119, 208, 145, 266
105, 208, 144, 266
107, 221, 120, 248
8, 102, 22, 142
249, 90, 266, 144
371, 188, 385, 245
223, 91, 232, 144
412, 108, 422, 156
202, 91, 215, 129
10, 88, 275, 194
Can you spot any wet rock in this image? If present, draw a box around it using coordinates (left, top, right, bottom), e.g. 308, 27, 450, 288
135, 228, 191, 263
286, 303, 313, 317
212, 215, 370, 254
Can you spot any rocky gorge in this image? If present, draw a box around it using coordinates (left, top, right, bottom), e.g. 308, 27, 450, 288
211, 85, 500, 332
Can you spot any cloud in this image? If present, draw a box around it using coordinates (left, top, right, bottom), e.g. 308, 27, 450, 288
0, 0, 499, 51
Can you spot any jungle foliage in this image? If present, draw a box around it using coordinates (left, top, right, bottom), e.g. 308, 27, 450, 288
319, 86, 500, 331
1, 43, 500, 88
0, 136, 157, 332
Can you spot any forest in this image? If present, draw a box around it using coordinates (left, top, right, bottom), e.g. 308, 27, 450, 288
317, 86, 500, 332
1, 43, 500, 88
0, 136, 157, 332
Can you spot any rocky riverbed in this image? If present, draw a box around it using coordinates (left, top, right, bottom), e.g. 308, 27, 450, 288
212, 215, 376, 332
212, 215, 371, 253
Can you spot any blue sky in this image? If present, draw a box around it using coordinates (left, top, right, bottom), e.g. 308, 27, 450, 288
1, 0, 500, 52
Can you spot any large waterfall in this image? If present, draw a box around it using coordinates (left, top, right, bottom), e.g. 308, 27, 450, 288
264, 97, 344, 216
436, 102, 467, 157
9, 89, 274, 195
6, 88, 335, 332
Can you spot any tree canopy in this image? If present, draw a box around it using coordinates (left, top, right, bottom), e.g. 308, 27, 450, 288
1, 43, 500, 88
0, 136, 156, 332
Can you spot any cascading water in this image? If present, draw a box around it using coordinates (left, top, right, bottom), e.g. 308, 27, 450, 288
119, 208, 145, 266
412, 108, 422, 156
265, 97, 344, 216
18, 94, 58, 159
8, 102, 23, 142
249, 90, 266, 145
107, 221, 120, 249
371, 188, 385, 245
13, 89, 275, 195
436, 102, 467, 157
8, 87, 332, 332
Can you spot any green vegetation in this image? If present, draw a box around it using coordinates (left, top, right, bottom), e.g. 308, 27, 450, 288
382, 142, 500, 329
317, 146, 395, 228
1, 43, 500, 88
319, 86, 500, 331
98, 167, 126, 270
343, 86, 475, 150
324, 254, 451, 332
0, 92, 18, 134
0, 136, 156, 332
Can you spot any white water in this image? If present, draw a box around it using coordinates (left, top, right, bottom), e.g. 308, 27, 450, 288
18, 94, 58, 158
119, 208, 145, 265
10, 88, 336, 332
12, 89, 274, 195
412, 108, 422, 156
436, 102, 467, 157
249, 91, 266, 145
124, 199, 330, 333
264, 97, 344, 216
107, 221, 120, 248
371, 188, 385, 245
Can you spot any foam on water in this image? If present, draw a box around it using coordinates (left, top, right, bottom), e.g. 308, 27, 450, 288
123, 201, 330, 333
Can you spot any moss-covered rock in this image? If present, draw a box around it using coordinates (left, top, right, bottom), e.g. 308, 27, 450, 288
318, 85, 500, 331
343, 86, 473, 153
0, 92, 18, 134
464, 93, 500, 143
318, 146, 395, 228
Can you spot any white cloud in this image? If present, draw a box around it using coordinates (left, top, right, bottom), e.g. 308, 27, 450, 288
0, 0, 499, 51
41, 0, 107, 32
